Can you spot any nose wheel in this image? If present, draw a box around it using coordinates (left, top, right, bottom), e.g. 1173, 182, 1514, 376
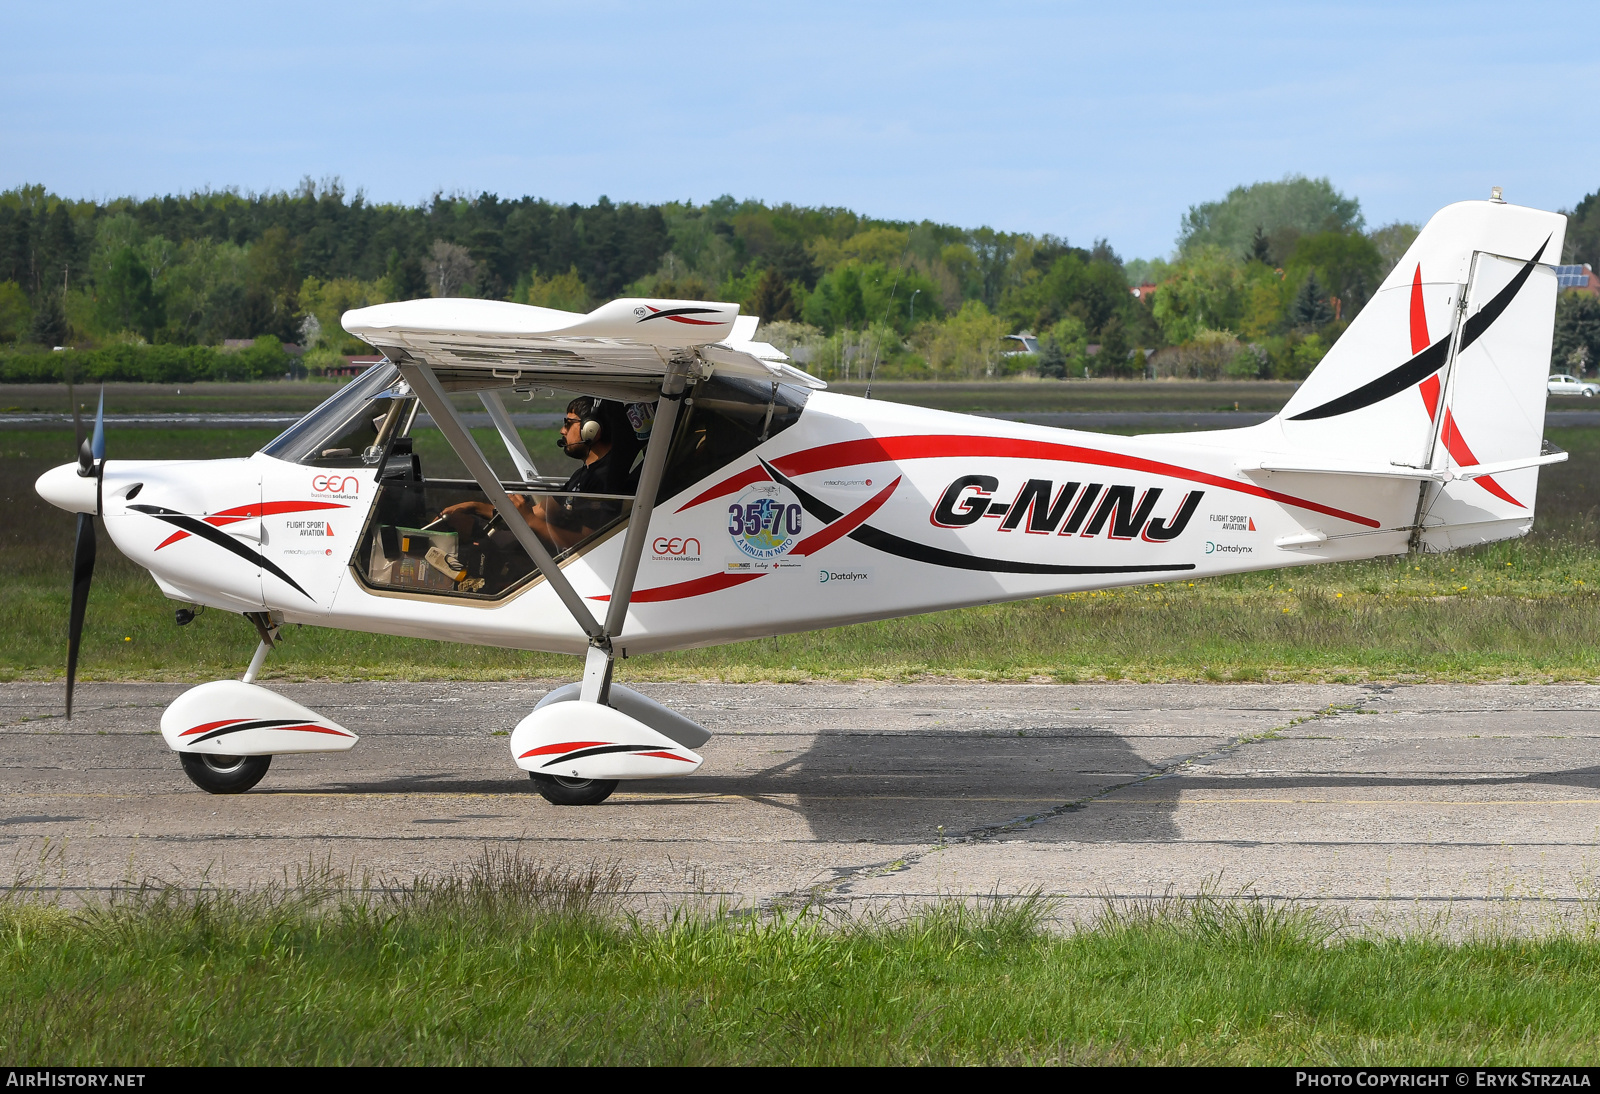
180, 752, 271, 795
530, 772, 617, 806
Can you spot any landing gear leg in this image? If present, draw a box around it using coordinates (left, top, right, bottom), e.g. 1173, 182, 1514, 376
176, 613, 281, 794
526, 643, 622, 805
242, 611, 279, 683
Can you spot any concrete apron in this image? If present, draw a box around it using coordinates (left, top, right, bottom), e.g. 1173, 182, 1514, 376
4, 681, 1599, 935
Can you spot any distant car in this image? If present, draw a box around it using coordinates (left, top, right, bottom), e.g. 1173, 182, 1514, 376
1548, 374, 1600, 397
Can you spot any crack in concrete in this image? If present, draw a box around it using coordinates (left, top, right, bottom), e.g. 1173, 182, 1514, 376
777, 695, 1378, 910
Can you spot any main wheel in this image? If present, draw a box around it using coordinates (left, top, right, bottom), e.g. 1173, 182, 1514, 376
179, 752, 271, 794
529, 772, 617, 806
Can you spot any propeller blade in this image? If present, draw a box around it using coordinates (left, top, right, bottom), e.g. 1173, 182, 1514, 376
66, 511, 96, 720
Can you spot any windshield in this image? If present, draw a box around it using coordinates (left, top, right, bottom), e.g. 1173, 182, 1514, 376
259, 363, 417, 467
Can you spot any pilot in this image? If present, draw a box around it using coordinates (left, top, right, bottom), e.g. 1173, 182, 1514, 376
441, 396, 636, 552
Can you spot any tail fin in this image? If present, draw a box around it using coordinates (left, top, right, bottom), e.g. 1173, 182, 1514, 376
1274, 199, 1566, 548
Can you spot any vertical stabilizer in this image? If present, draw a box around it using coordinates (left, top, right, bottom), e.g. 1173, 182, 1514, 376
1270, 199, 1565, 548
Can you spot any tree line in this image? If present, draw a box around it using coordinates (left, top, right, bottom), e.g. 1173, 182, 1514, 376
1, 175, 1597, 383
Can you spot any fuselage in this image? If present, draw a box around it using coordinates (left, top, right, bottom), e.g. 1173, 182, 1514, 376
69, 388, 1449, 658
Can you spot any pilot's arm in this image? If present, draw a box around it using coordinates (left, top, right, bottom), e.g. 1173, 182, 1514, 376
440, 496, 586, 551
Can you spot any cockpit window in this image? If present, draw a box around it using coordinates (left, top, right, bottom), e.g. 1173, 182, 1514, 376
259, 363, 418, 467
657, 375, 809, 503
336, 370, 810, 602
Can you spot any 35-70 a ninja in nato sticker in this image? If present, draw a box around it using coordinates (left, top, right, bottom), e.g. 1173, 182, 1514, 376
728, 483, 803, 560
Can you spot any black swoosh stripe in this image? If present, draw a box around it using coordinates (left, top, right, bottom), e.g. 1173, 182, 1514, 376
759, 459, 1196, 577
1286, 333, 1452, 422
189, 717, 317, 744
635, 307, 722, 323
1288, 235, 1551, 421
129, 505, 312, 599
541, 744, 671, 768
843, 523, 1193, 575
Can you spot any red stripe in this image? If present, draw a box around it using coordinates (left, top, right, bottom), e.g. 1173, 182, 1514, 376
519, 740, 607, 759
181, 717, 249, 737
790, 476, 901, 557
591, 571, 767, 604
676, 465, 771, 512
276, 724, 355, 737
1410, 264, 1430, 355
686, 435, 1380, 529
155, 501, 349, 550
1442, 409, 1523, 508
666, 316, 722, 325
1413, 275, 1518, 507
1419, 374, 1441, 422
212, 501, 349, 519
635, 750, 695, 762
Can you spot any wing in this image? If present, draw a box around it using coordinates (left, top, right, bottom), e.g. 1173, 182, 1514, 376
341, 297, 824, 390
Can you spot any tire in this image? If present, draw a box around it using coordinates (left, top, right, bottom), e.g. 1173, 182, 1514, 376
529, 772, 618, 806
179, 752, 271, 794
1585, 389, 1595, 398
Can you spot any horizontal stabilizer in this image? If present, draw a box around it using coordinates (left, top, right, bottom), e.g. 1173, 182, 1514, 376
1246, 449, 1566, 481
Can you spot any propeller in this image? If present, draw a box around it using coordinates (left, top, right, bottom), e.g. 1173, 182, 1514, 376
65, 389, 104, 719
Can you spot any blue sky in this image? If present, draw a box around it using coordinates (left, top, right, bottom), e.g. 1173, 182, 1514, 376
4, 1, 1595, 259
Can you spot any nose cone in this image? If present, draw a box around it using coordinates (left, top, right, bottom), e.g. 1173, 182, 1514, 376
36, 462, 98, 515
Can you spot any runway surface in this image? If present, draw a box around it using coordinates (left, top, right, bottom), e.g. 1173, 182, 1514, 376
4, 681, 1599, 929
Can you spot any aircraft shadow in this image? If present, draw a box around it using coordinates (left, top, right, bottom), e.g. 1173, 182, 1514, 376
690, 726, 1183, 845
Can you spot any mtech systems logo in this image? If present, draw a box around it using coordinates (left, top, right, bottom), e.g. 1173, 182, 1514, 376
931, 476, 1204, 542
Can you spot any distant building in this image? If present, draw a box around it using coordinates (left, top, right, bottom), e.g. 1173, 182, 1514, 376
324, 354, 384, 377
221, 338, 304, 355
1130, 283, 1158, 300
1556, 264, 1600, 297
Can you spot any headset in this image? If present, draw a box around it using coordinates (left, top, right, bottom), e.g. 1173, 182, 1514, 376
561, 397, 608, 453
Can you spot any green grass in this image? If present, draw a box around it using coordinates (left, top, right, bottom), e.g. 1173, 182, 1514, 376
8, 858, 1600, 1064
4, 425, 1599, 685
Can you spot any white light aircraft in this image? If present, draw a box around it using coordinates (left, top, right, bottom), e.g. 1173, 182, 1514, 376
36, 197, 1569, 805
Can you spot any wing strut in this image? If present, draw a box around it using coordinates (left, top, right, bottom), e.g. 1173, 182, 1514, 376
578, 358, 692, 703
478, 390, 540, 481
398, 359, 605, 641
605, 363, 689, 636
